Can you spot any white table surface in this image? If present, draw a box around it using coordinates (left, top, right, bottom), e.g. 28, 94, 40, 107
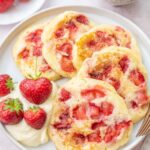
0, 0, 150, 150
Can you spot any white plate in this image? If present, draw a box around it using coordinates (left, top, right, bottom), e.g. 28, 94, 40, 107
0, 0, 45, 25
0, 5, 150, 150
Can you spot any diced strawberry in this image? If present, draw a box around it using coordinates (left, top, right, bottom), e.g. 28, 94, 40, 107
55, 28, 64, 38
65, 21, 77, 32
19, 48, 29, 59
76, 15, 89, 25
108, 77, 120, 90
53, 122, 71, 130
115, 120, 131, 131
119, 56, 129, 73
60, 56, 75, 72
0, 0, 14, 13
87, 40, 97, 50
104, 126, 117, 143
91, 121, 105, 130
89, 65, 112, 80
115, 26, 125, 32
96, 31, 106, 38
81, 88, 105, 101
53, 108, 72, 130
56, 42, 72, 57
33, 44, 42, 56
59, 88, 71, 102
100, 101, 114, 116
131, 101, 138, 109
25, 29, 43, 43
88, 103, 100, 119
40, 65, 51, 73
73, 133, 86, 144
87, 131, 102, 142
129, 69, 145, 86
73, 104, 87, 120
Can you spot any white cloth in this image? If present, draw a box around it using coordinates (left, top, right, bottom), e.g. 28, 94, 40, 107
0, 0, 150, 150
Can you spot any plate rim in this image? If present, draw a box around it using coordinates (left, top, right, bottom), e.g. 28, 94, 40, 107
0, 5, 149, 150
0, 0, 46, 25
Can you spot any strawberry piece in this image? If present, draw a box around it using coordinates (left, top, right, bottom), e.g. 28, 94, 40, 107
81, 88, 105, 101
65, 21, 77, 32
59, 88, 71, 102
73, 104, 87, 120
129, 69, 145, 86
88, 103, 100, 119
89, 65, 112, 80
55, 28, 64, 38
53, 108, 72, 130
126, 42, 131, 48
0, 0, 14, 13
132, 89, 148, 108
115, 26, 125, 32
91, 121, 105, 130
33, 44, 42, 56
76, 15, 89, 25
24, 106, 46, 130
40, 65, 51, 73
60, 56, 75, 72
19, 48, 29, 59
87, 131, 102, 142
115, 120, 131, 131
20, 78, 52, 104
56, 42, 72, 57
108, 77, 120, 90
25, 29, 43, 43
104, 126, 117, 143
0, 99, 23, 125
100, 101, 114, 116
73, 133, 86, 144
0, 74, 14, 96
87, 40, 97, 50
119, 56, 129, 73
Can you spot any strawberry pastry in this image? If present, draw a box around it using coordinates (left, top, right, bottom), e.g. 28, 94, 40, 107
42, 11, 94, 78
13, 23, 61, 81
78, 46, 149, 123
49, 78, 133, 150
0, 75, 57, 147
73, 25, 140, 70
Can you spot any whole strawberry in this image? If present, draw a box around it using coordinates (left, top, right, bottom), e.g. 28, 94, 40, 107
0, 0, 14, 13
0, 98, 23, 125
0, 74, 14, 97
19, 78, 52, 104
24, 106, 47, 129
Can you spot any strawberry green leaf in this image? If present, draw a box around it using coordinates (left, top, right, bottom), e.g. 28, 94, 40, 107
6, 78, 14, 90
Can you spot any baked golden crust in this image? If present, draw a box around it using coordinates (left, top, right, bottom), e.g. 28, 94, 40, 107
49, 77, 133, 150
78, 46, 149, 123
73, 25, 140, 70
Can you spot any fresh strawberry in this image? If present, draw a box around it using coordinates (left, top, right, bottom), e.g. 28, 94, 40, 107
0, 98, 23, 125
0, 0, 14, 13
24, 106, 47, 129
59, 88, 71, 102
20, 78, 52, 104
0, 74, 14, 97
